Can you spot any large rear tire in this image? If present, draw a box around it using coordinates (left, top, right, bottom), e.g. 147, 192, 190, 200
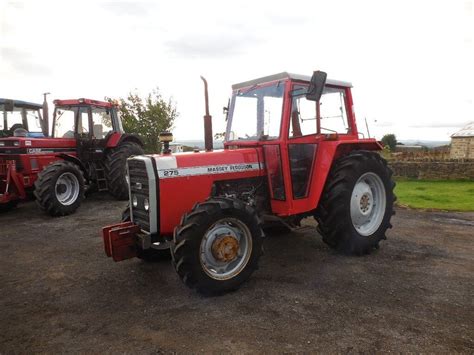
34, 161, 85, 217
171, 197, 264, 295
315, 151, 395, 255
105, 142, 144, 200
122, 206, 171, 261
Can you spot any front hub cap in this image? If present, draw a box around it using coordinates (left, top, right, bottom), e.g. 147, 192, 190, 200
211, 235, 240, 262
350, 172, 386, 236
200, 218, 253, 280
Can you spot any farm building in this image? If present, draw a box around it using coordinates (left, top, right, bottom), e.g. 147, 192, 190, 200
450, 122, 474, 159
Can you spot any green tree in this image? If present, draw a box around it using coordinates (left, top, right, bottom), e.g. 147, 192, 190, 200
115, 88, 178, 153
381, 133, 397, 151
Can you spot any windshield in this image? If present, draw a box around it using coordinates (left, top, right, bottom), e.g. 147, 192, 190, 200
0, 105, 43, 133
53, 105, 114, 138
226, 82, 284, 141
53, 107, 78, 138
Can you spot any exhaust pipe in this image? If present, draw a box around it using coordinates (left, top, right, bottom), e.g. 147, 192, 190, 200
42, 92, 50, 137
200, 76, 213, 151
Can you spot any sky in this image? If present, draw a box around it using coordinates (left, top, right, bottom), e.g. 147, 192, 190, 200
1, 0, 473, 142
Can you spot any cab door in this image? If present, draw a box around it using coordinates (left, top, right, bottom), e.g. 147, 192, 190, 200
285, 84, 320, 212
284, 82, 354, 215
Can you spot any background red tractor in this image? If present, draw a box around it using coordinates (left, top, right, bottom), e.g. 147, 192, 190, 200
0, 98, 143, 215
102, 71, 395, 295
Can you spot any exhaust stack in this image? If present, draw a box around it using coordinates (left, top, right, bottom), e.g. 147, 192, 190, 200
200, 76, 213, 151
42, 92, 50, 137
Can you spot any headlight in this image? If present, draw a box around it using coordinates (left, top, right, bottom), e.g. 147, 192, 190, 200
132, 195, 138, 207
144, 198, 149, 211
0, 141, 5, 146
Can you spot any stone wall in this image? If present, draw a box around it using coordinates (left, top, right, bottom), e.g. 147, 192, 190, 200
389, 160, 474, 180
451, 137, 474, 159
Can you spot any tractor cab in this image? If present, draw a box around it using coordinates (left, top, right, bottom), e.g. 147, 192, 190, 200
225, 72, 368, 216
52, 99, 124, 164
0, 99, 46, 138
52, 98, 123, 140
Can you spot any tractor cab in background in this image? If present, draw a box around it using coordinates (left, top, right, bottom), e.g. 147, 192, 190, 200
0, 99, 47, 138
51, 99, 125, 165
0, 98, 143, 215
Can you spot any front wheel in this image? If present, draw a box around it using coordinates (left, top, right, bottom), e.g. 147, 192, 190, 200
34, 161, 85, 216
171, 197, 264, 295
316, 151, 395, 255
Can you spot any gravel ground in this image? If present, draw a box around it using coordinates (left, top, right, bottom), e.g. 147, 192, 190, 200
1, 194, 473, 353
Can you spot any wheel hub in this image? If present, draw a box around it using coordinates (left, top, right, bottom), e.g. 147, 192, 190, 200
350, 172, 387, 236
55, 172, 80, 206
211, 235, 240, 262
359, 193, 371, 213
200, 218, 253, 281
56, 183, 67, 195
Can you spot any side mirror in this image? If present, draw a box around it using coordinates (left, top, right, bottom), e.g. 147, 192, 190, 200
306, 71, 327, 102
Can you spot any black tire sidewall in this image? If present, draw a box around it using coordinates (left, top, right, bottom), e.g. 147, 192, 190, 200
105, 142, 143, 200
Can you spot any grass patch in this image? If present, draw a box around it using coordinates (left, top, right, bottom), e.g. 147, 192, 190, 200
394, 179, 474, 211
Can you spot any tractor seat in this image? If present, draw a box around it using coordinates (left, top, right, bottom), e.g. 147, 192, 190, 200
93, 124, 103, 138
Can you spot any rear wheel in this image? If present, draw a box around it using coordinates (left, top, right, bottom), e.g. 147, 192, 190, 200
122, 206, 171, 261
315, 151, 395, 255
171, 197, 264, 295
34, 161, 85, 216
105, 142, 144, 200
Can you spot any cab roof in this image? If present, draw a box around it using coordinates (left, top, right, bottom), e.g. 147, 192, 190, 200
53, 98, 114, 108
232, 72, 353, 90
0, 98, 42, 110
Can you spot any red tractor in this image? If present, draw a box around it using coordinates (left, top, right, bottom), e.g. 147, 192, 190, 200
0, 98, 143, 215
102, 71, 395, 295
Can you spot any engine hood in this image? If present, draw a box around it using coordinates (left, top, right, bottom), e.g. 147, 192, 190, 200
150, 148, 265, 179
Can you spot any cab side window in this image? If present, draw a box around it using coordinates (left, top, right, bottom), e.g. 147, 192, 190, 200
289, 85, 318, 138
319, 87, 350, 134
289, 85, 350, 138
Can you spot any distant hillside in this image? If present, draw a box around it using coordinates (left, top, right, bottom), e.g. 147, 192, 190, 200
176, 139, 450, 149
175, 140, 224, 150
398, 140, 450, 148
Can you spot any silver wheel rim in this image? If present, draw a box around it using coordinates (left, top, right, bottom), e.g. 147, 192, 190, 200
55, 172, 80, 206
350, 172, 386, 236
200, 218, 253, 281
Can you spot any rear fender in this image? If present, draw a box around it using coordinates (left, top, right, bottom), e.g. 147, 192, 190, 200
305, 140, 383, 214
334, 141, 383, 160
105, 133, 143, 148
56, 154, 89, 180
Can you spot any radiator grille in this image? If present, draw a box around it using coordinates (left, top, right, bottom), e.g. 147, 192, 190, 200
128, 159, 151, 232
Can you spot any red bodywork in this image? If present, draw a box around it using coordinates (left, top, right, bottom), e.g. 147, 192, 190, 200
0, 137, 77, 203
0, 99, 123, 206
103, 74, 382, 261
